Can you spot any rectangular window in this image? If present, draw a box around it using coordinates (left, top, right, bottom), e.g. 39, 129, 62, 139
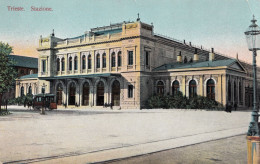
128, 51, 133, 65
145, 51, 149, 66
42, 60, 46, 72
128, 85, 133, 98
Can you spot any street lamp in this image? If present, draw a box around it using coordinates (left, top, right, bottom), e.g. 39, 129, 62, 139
41, 83, 46, 115
245, 15, 260, 163
245, 15, 260, 136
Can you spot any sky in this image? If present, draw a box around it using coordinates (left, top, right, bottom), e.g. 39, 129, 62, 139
0, 0, 260, 64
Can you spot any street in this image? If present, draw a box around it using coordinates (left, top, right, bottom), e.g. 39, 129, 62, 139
0, 106, 250, 163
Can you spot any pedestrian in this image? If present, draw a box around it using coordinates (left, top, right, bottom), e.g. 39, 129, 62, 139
225, 102, 232, 113
234, 103, 237, 111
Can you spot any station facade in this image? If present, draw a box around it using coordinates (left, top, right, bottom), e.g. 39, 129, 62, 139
17, 19, 259, 109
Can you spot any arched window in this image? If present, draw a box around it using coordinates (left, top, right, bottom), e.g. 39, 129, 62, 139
61, 58, 65, 71
28, 86, 32, 95
102, 53, 106, 68
157, 81, 164, 95
228, 80, 231, 101
189, 80, 197, 98
172, 80, 180, 96
112, 52, 116, 67
69, 57, 72, 71
41, 87, 45, 94
88, 55, 92, 69
56, 58, 60, 71
82, 55, 86, 70
206, 79, 215, 100
96, 54, 100, 68
74, 56, 78, 70
239, 82, 242, 104
21, 86, 24, 96
118, 51, 122, 67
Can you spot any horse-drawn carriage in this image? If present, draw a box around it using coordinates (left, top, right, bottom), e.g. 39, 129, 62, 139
32, 94, 57, 110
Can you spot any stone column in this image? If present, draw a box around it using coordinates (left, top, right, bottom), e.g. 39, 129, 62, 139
78, 52, 81, 74
91, 50, 95, 73
222, 75, 227, 106
59, 57, 62, 75
181, 76, 186, 97
199, 75, 203, 97
72, 55, 75, 74
217, 75, 222, 104
64, 54, 68, 76
107, 49, 111, 72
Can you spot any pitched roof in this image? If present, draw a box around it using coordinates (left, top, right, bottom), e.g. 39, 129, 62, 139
9, 55, 38, 69
19, 73, 38, 79
153, 59, 237, 71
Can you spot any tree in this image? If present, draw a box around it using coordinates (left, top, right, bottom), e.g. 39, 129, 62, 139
0, 42, 17, 112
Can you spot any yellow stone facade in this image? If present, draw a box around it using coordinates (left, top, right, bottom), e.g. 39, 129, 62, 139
30, 19, 259, 109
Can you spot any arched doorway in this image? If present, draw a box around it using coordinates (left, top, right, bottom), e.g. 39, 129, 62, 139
189, 80, 197, 98
56, 83, 63, 105
28, 86, 32, 95
21, 86, 24, 96
172, 80, 179, 96
112, 80, 120, 106
206, 79, 215, 100
82, 82, 90, 106
96, 81, 104, 106
69, 82, 76, 105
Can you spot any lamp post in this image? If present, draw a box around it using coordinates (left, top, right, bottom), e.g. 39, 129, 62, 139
245, 15, 260, 164
41, 83, 46, 115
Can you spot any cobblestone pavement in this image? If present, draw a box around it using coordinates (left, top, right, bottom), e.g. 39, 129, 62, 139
105, 135, 247, 164
0, 106, 251, 163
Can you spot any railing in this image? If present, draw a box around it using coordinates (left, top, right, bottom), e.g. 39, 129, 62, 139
67, 70, 72, 74
41, 72, 47, 75
68, 39, 79, 44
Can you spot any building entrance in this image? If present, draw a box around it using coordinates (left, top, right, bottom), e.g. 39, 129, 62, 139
56, 83, 63, 105
82, 82, 90, 106
69, 82, 76, 105
112, 80, 120, 106
96, 81, 104, 106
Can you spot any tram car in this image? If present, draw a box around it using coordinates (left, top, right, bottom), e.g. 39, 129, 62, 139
33, 94, 57, 110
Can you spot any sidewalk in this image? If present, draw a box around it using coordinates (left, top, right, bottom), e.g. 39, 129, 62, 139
34, 127, 247, 164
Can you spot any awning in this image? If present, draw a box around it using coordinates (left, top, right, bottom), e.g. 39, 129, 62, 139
38, 73, 121, 80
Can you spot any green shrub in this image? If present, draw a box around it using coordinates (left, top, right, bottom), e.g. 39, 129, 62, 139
146, 93, 223, 110
7, 94, 34, 105
146, 95, 166, 109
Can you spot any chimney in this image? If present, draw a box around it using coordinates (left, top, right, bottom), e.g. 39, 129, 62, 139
177, 51, 182, 63
209, 48, 215, 61
194, 48, 199, 62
